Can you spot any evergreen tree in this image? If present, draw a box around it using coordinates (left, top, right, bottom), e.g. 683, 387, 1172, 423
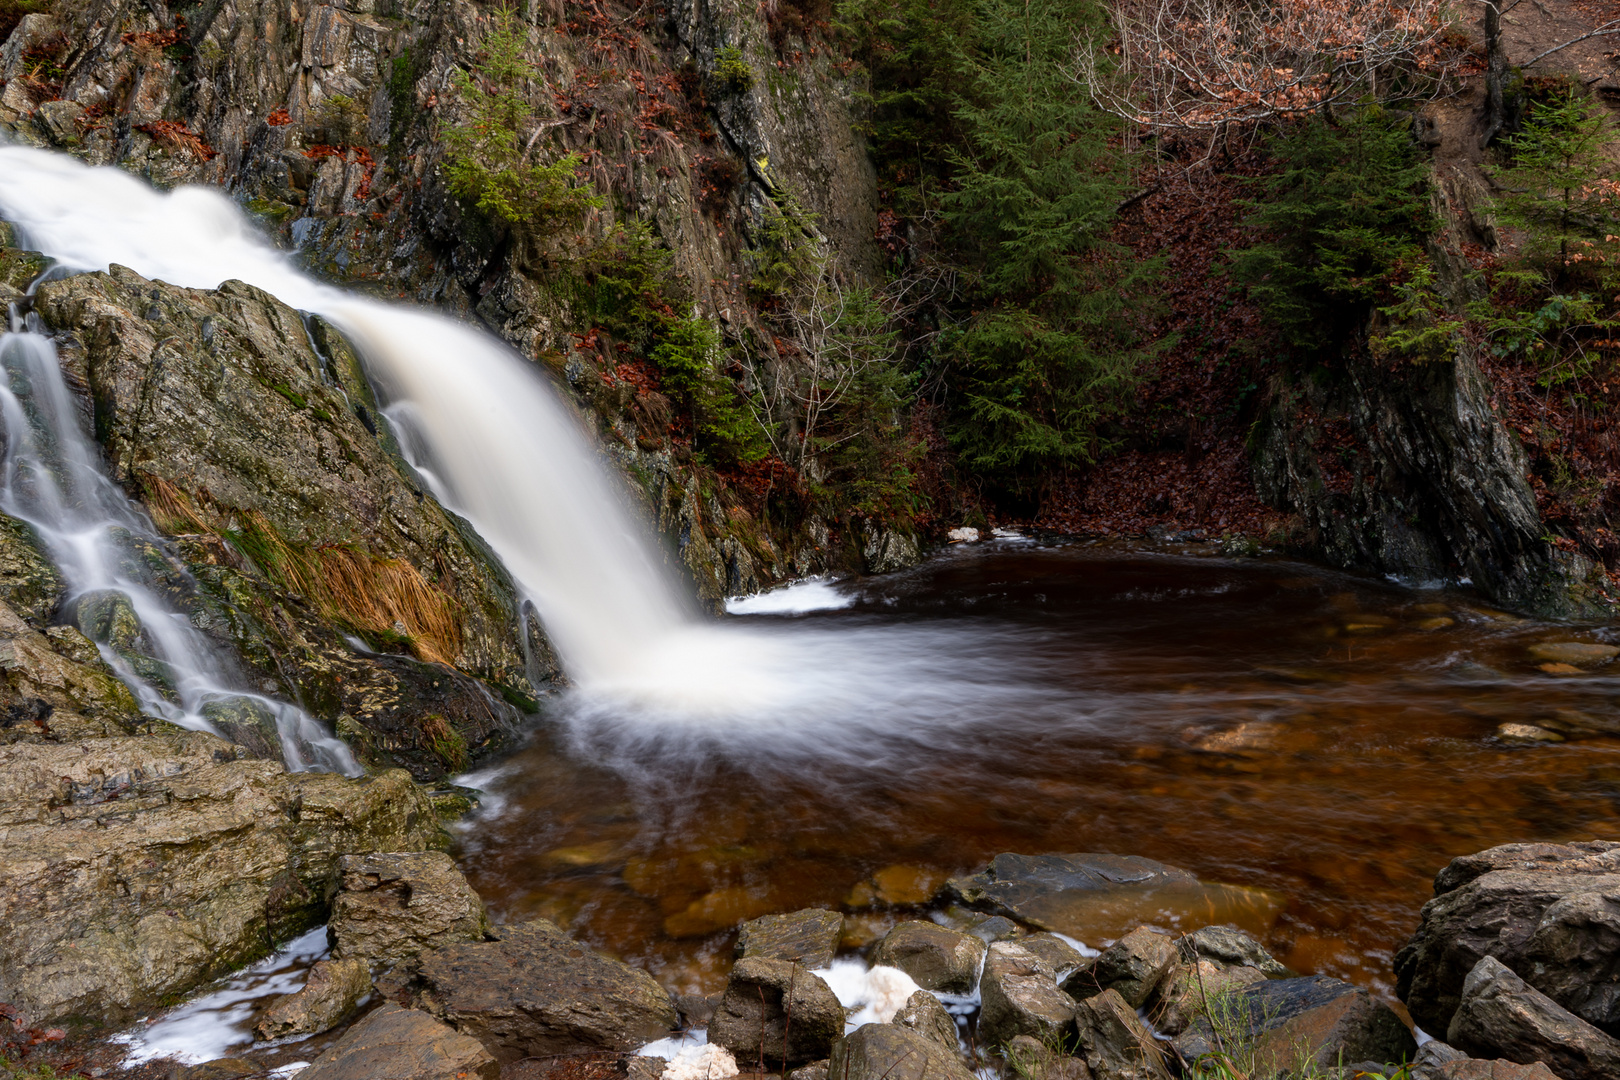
1229, 109, 1435, 355
937, 0, 1160, 492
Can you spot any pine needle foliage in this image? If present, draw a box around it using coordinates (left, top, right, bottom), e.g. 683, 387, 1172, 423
1229, 109, 1436, 355
935, 0, 1162, 493
440, 9, 599, 236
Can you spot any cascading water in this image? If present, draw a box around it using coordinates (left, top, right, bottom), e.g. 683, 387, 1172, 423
0, 144, 1063, 764
0, 302, 357, 773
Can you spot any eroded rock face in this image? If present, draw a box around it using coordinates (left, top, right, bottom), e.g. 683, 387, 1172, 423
871, 921, 986, 995
894, 989, 958, 1050
828, 1024, 976, 1080
709, 956, 845, 1065
0, 732, 444, 1027
328, 850, 488, 962
406, 919, 678, 1063
1395, 840, 1620, 1038
31, 267, 539, 779
1446, 956, 1620, 1080
735, 908, 844, 969
298, 1003, 499, 1080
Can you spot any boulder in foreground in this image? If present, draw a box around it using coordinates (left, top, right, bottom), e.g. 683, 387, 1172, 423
828, 1024, 976, 1080
297, 1003, 498, 1080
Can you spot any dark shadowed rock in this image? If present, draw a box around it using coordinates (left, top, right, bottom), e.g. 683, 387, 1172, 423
328, 851, 488, 962
1446, 955, 1620, 1080
298, 1003, 499, 1080
709, 956, 844, 1065
735, 909, 844, 969
1005, 1034, 1094, 1080
828, 1024, 976, 1080
979, 939, 1076, 1046
1072, 988, 1173, 1080
407, 920, 677, 1063
255, 956, 370, 1040
894, 989, 958, 1050
1064, 926, 1175, 1008
1395, 840, 1620, 1038
947, 853, 1283, 943
871, 921, 986, 995
1172, 975, 1415, 1074
787, 1061, 829, 1080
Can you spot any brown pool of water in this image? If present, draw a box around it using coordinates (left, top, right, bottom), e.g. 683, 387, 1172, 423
453, 538, 1620, 1001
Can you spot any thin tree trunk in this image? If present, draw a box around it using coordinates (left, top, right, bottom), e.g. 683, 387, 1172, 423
1482, 0, 1509, 148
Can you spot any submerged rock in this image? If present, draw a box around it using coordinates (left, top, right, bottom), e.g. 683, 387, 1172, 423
1395, 840, 1620, 1038
406, 919, 677, 1062
870, 920, 986, 995
947, 852, 1284, 943
828, 1024, 976, 1080
328, 850, 489, 963
710, 956, 844, 1065
297, 1003, 499, 1080
735, 908, 844, 969
0, 733, 444, 1027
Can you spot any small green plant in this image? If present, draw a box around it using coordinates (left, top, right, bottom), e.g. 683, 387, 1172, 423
309, 93, 369, 145
650, 315, 771, 466
441, 8, 601, 240
713, 45, 754, 92
1369, 261, 1465, 363
573, 219, 677, 341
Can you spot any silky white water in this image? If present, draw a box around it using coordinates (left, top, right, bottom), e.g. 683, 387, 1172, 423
0, 145, 1081, 751
0, 300, 355, 771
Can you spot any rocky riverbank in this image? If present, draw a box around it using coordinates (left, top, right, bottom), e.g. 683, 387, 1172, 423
3, 838, 1611, 1080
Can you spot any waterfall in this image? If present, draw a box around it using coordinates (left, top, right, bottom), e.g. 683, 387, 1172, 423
0, 305, 357, 773
0, 145, 691, 688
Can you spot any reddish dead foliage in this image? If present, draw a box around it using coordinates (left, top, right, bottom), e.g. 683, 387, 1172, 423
1028, 157, 1286, 539
135, 120, 218, 160
266, 106, 292, 126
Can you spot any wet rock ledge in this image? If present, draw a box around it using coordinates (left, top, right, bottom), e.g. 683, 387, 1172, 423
7, 842, 1607, 1080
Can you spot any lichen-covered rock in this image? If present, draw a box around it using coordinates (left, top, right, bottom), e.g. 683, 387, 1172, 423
0, 514, 63, 626
32, 267, 541, 779
735, 908, 844, 969
1183, 924, 1290, 978
978, 940, 1076, 1047
255, 955, 371, 1040
1146, 957, 1266, 1036
0, 596, 140, 736
0, 732, 444, 1027
406, 919, 678, 1063
329, 850, 489, 962
1395, 841, 1620, 1038
297, 1003, 499, 1080
871, 921, 986, 995
710, 956, 845, 1065
828, 1024, 976, 1080
1005, 1035, 1094, 1080
1446, 956, 1620, 1080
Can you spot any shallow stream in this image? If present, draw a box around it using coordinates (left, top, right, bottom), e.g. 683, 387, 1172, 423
456, 535, 1620, 1000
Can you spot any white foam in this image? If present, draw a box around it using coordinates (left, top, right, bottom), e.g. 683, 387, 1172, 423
113, 926, 329, 1065
663, 1043, 738, 1080
638, 1029, 708, 1057
813, 960, 921, 1030
725, 577, 854, 615
1051, 932, 1101, 959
